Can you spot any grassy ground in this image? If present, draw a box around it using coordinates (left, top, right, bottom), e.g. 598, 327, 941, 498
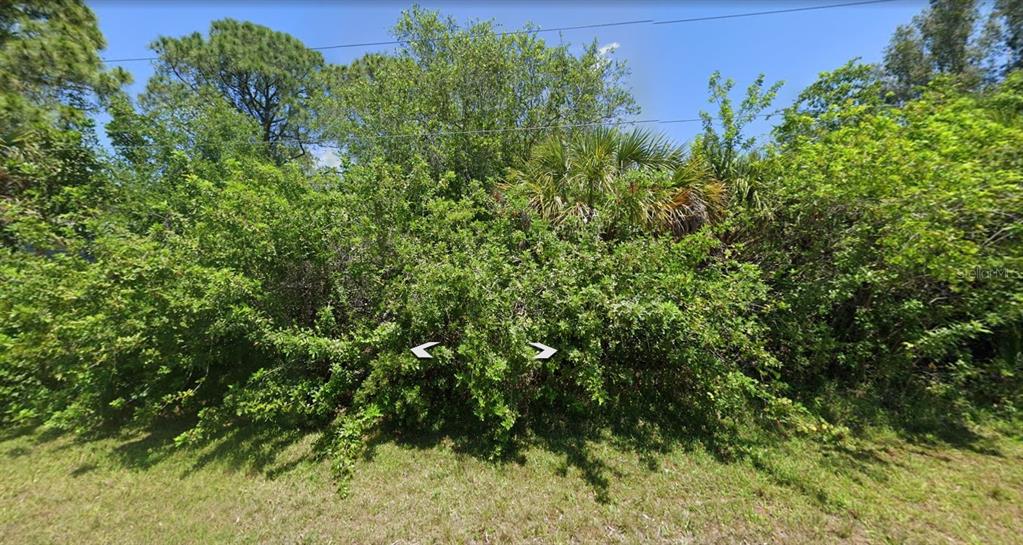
1, 421, 1021, 544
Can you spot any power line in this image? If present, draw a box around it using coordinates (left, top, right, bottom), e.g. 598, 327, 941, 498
99, 1, 900, 64
653, 0, 900, 26
279, 118, 664, 149
358, 113, 778, 142
315, 18, 658, 51
100, 19, 655, 63
364, 117, 662, 141
108, 113, 785, 152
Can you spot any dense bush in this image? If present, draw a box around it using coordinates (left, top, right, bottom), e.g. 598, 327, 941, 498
0, 233, 262, 426
323, 166, 780, 444
2, 155, 790, 483
0, 157, 327, 427
759, 73, 1023, 416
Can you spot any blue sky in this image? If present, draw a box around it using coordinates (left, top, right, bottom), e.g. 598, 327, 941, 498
90, 0, 926, 149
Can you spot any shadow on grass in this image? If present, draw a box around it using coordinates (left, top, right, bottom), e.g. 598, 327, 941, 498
357, 419, 624, 504
70, 462, 99, 477
0, 417, 319, 482
356, 393, 796, 505
104, 419, 319, 480
361, 385, 1020, 508
2, 386, 1015, 509
809, 388, 1013, 458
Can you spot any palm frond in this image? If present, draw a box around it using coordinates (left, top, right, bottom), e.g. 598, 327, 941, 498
505, 126, 727, 237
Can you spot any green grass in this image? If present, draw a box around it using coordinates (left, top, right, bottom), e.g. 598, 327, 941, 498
1, 423, 1021, 544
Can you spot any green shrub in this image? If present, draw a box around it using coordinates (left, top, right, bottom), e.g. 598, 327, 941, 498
3, 153, 790, 485
759, 74, 1023, 414
0, 235, 263, 429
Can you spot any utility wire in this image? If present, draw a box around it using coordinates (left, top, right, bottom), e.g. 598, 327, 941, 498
654, 0, 900, 25
364, 117, 662, 141
315, 18, 657, 51
99, 0, 899, 64
240, 113, 781, 150
100, 19, 655, 63
109, 113, 786, 151
350, 113, 778, 142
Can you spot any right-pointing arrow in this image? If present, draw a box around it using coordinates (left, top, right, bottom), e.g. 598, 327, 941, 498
411, 342, 440, 359
529, 342, 557, 360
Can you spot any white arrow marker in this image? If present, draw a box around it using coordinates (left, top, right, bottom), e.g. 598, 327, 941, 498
529, 342, 557, 360
411, 342, 440, 359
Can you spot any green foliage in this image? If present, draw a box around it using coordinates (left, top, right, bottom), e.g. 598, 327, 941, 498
0, 0, 126, 105
2, 150, 788, 486
774, 60, 886, 145
697, 71, 781, 176
881, 0, 1023, 100
108, 82, 269, 172
0, 154, 341, 428
994, 0, 1023, 73
317, 6, 637, 183
504, 127, 725, 238
0, 234, 263, 427
357, 178, 771, 435
757, 74, 1023, 414
149, 19, 325, 163
693, 72, 781, 214
1, 0, 127, 228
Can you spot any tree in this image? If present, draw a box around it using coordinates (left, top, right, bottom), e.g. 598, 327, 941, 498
318, 7, 637, 184
880, 0, 1023, 99
921, 0, 979, 74
884, 22, 934, 100
883, 0, 983, 100
1, 0, 126, 244
697, 72, 780, 180
149, 19, 325, 163
0, 0, 125, 107
774, 60, 886, 146
695, 71, 781, 212
505, 128, 724, 238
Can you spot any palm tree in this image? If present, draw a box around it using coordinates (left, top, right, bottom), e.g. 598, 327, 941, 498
693, 133, 767, 213
505, 127, 725, 237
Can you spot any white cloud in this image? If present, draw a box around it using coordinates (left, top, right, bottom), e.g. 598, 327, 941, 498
598, 42, 620, 57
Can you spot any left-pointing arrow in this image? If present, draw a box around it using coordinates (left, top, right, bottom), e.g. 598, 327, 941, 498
411, 342, 440, 359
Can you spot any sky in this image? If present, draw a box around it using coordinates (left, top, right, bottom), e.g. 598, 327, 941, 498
89, 0, 927, 152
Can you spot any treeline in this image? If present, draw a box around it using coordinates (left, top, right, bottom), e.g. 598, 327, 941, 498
1, 1, 1020, 486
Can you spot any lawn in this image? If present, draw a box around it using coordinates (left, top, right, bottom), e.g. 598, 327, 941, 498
1, 422, 1021, 544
